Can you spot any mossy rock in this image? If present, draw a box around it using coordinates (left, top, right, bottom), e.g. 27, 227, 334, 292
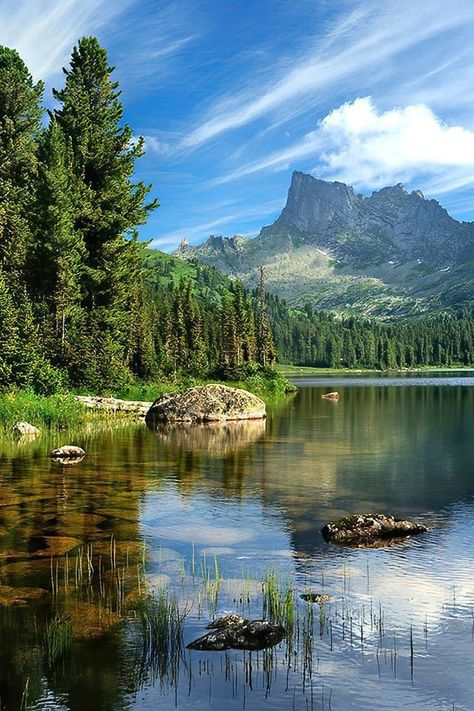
322, 513, 428, 547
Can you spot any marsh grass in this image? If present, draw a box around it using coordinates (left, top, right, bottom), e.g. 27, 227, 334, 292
262, 571, 295, 631
0, 390, 87, 431
44, 614, 72, 667
133, 590, 188, 687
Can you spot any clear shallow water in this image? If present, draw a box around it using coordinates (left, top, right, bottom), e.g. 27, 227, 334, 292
1, 376, 474, 710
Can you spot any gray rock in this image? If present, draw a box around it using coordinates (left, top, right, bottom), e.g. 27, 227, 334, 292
76, 396, 151, 417
301, 593, 332, 604
146, 385, 266, 424
13, 422, 39, 436
187, 615, 286, 651
322, 513, 428, 547
50, 445, 86, 460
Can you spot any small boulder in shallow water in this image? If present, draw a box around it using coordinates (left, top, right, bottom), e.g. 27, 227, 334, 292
50, 445, 86, 460
322, 392, 339, 400
322, 513, 428, 547
301, 593, 332, 604
13, 421, 39, 436
187, 615, 286, 651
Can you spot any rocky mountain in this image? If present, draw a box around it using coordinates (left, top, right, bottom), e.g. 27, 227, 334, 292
174, 172, 474, 317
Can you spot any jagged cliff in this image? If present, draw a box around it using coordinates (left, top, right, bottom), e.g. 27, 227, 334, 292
174, 172, 474, 317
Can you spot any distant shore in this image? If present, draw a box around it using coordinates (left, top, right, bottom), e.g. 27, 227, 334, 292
276, 364, 474, 376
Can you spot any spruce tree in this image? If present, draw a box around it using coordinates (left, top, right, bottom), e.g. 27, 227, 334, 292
52, 36, 157, 386
0, 46, 43, 285
33, 119, 85, 366
256, 266, 276, 367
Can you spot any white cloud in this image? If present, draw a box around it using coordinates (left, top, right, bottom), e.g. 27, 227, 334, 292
215, 97, 474, 194
315, 98, 474, 189
0, 0, 196, 87
0, 0, 134, 81
180, 0, 474, 150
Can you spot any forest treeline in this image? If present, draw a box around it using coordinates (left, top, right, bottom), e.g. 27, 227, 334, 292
268, 295, 474, 369
0, 37, 275, 394
1, 36, 474, 396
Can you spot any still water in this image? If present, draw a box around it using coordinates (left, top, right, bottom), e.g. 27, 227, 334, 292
1, 375, 474, 710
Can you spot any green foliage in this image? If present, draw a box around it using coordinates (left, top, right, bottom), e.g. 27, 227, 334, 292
0, 390, 86, 431
44, 614, 72, 667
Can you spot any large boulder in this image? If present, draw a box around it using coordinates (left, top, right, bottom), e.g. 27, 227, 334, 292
145, 385, 266, 424
322, 513, 428, 547
187, 615, 286, 651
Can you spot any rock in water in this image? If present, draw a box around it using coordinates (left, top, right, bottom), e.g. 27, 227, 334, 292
322, 514, 428, 547
322, 392, 339, 400
187, 615, 286, 651
50, 445, 86, 459
145, 385, 266, 424
301, 593, 332, 604
13, 422, 39, 436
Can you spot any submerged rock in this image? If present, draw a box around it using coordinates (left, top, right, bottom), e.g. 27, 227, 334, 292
321, 392, 339, 400
50, 445, 86, 459
146, 385, 266, 424
322, 513, 428, 547
13, 421, 39, 436
301, 593, 332, 604
187, 615, 286, 651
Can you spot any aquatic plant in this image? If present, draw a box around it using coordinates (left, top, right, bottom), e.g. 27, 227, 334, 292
133, 590, 188, 687
44, 614, 72, 667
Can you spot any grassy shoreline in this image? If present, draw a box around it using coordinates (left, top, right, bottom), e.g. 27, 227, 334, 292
4, 362, 471, 432
0, 370, 295, 432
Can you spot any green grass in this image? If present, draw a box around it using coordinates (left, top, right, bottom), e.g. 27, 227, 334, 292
44, 614, 72, 667
112, 368, 296, 403
0, 389, 88, 432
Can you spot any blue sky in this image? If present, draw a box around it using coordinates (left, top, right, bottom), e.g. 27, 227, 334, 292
3, 0, 474, 250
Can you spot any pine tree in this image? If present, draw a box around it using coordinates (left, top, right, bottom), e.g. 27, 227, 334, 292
256, 266, 276, 367
52, 36, 157, 386
32, 119, 86, 366
0, 45, 43, 289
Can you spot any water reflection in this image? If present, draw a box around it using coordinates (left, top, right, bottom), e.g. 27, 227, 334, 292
0, 378, 473, 709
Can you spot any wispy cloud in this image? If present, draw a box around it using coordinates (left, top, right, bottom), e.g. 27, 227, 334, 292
151, 199, 282, 250
179, 0, 474, 151
0, 0, 135, 80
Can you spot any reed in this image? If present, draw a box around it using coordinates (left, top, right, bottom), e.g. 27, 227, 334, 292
44, 614, 72, 667
134, 590, 188, 686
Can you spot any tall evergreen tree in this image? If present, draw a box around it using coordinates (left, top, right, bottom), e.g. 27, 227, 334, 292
52, 36, 157, 385
0, 45, 43, 289
256, 266, 276, 367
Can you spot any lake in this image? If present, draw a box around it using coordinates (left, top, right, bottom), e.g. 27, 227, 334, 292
1, 374, 474, 710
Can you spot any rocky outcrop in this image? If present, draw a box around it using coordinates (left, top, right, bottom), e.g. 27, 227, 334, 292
145, 385, 266, 424
174, 171, 474, 317
50, 445, 86, 460
187, 615, 286, 651
76, 396, 151, 417
322, 514, 428, 547
13, 422, 39, 436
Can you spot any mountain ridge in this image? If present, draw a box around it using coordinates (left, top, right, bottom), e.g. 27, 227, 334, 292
174, 172, 474, 317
